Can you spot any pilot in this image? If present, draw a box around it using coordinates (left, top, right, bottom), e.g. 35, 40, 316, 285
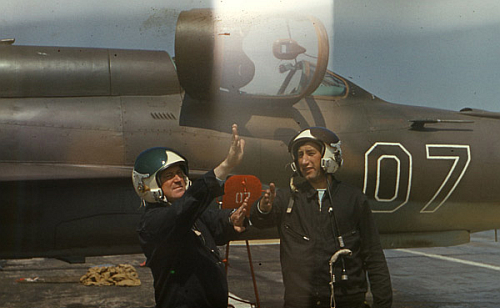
249, 127, 392, 308
133, 124, 247, 308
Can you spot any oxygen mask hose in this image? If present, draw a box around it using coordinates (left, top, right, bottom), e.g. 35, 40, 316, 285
329, 249, 352, 308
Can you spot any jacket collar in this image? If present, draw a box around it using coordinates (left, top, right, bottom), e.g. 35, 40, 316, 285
296, 175, 340, 199
145, 200, 170, 210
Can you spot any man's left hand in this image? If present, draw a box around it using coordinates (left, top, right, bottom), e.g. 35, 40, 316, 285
230, 196, 249, 233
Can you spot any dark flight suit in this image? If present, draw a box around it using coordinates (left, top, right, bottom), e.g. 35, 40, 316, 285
251, 177, 392, 308
137, 170, 239, 308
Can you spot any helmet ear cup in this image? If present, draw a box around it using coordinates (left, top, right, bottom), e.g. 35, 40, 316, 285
184, 176, 192, 190
321, 158, 339, 174
320, 141, 342, 173
132, 169, 165, 203
290, 161, 299, 174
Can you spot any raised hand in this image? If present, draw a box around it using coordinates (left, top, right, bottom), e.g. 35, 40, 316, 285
231, 196, 249, 233
225, 124, 245, 169
259, 183, 276, 213
214, 124, 245, 180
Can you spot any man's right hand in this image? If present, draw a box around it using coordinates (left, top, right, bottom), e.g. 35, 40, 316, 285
214, 124, 245, 180
259, 183, 276, 213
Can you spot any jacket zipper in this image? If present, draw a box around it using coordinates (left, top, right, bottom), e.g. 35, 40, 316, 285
284, 224, 310, 241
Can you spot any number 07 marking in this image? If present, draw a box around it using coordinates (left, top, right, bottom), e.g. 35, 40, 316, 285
364, 143, 471, 213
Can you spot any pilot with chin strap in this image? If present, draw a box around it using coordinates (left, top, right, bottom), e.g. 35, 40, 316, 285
250, 127, 392, 308
133, 124, 248, 308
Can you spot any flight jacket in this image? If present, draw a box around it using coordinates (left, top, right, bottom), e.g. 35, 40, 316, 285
250, 177, 392, 308
137, 170, 239, 308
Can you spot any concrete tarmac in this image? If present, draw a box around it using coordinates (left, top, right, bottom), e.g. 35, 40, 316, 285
1, 231, 499, 308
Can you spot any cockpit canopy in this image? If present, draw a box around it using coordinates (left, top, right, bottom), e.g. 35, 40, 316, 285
175, 9, 330, 104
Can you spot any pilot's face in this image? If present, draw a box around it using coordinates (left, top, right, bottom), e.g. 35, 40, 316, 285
159, 165, 186, 202
297, 141, 325, 185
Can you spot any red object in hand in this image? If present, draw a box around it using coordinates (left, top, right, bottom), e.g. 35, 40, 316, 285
222, 175, 262, 217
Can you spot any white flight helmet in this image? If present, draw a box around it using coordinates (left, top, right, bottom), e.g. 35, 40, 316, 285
288, 127, 343, 176
132, 147, 190, 204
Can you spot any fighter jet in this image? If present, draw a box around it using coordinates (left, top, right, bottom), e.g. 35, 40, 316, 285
1, 3, 499, 261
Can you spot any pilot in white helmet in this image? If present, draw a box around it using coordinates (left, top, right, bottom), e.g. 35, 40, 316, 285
250, 126, 393, 308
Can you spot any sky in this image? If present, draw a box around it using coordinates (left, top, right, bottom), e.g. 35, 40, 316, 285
1, 0, 499, 111
333, 0, 500, 112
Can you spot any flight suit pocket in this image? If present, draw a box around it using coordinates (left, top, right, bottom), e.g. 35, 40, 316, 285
284, 224, 310, 242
